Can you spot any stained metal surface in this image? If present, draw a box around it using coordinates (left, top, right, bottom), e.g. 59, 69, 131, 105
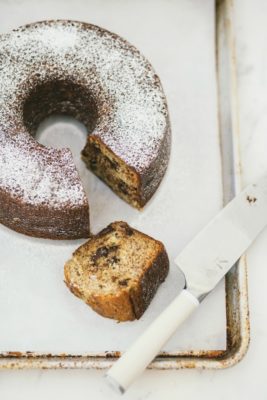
0, 0, 250, 370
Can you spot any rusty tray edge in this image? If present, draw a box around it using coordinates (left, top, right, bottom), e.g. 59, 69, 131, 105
0, 0, 250, 370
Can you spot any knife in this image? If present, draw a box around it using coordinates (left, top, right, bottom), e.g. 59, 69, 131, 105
105, 174, 267, 394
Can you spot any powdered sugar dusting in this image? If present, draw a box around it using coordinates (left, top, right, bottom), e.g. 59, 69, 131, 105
0, 132, 86, 207
0, 20, 170, 207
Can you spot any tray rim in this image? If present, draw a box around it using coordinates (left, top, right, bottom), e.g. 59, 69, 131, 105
0, 0, 250, 370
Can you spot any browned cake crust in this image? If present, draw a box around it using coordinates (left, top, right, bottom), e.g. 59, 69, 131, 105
64, 221, 169, 321
0, 187, 89, 239
0, 21, 170, 239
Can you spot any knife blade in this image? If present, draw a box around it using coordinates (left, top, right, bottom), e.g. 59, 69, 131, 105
105, 174, 267, 394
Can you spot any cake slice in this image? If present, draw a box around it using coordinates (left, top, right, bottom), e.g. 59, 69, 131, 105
64, 221, 169, 321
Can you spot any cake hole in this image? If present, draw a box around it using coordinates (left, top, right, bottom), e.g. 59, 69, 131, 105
23, 79, 98, 136
36, 115, 87, 159
23, 79, 99, 199
36, 115, 92, 195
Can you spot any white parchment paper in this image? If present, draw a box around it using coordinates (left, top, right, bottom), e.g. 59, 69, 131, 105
0, 0, 226, 353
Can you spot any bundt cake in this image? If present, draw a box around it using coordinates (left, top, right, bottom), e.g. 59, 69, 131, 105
0, 20, 170, 239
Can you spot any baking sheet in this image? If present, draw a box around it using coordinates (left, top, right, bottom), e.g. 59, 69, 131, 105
0, 0, 226, 354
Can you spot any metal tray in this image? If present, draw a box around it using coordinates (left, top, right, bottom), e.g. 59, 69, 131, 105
0, 0, 249, 369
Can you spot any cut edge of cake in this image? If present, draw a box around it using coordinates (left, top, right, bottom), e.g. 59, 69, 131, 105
64, 221, 169, 321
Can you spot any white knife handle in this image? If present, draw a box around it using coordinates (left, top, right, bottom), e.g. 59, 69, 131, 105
105, 289, 199, 394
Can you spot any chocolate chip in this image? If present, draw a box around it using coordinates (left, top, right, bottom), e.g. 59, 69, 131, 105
105, 156, 119, 171
91, 245, 119, 263
90, 159, 97, 169
97, 246, 110, 257
91, 246, 109, 262
91, 143, 101, 154
118, 279, 130, 287
125, 226, 134, 236
111, 256, 120, 264
99, 224, 115, 236
118, 181, 129, 195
